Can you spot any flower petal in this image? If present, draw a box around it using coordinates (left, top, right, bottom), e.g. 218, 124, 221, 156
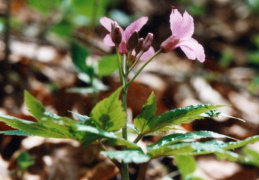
119, 40, 128, 54
177, 38, 205, 62
100, 17, 114, 32
139, 46, 155, 61
103, 34, 115, 46
124, 17, 148, 41
170, 9, 194, 39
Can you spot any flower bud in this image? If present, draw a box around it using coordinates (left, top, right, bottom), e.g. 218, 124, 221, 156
111, 22, 122, 45
135, 38, 144, 54
160, 36, 180, 53
126, 31, 139, 51
142, 33, 153, 52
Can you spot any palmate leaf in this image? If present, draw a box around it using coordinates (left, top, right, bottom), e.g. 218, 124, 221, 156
0, 114, 71, 138
101, 150, 151, 163
148, 131, 235, 150
148, 136, 259, 160
90, 88, 126, 132
141, 104, 224, 135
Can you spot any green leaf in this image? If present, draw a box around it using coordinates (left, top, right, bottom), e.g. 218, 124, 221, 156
70, 41, 91, 73
28, 0, 61, 15
106, 138, 140, 150
242, 146, 259, 166
148, 131, 235, 150
101, 150, 151, 163
141, 104, 224, 135
90, 88, 126, 131
17, 151, 34, 172
97, 54, 118, 77
134, 92, 156, 134
148, 136, 259, 159
0, 114, 70, 138
174, 155, 196, 177
0, 130, 31, 136
24, 91, 76, 138
49, 20, 74, 39
75, 124, 118, 145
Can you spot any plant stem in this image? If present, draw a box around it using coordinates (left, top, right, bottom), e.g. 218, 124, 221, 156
133, 134, 144, 143
115, 47, 124, 85
90, 0, 100, 29
128, 49, 162, 86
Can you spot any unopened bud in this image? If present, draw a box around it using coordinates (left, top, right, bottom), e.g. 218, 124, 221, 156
135, 38, 144, 54
111, 22, 122, 45
142, 33, 153, 52
160, 36, 180, 53
126, 31, 139, 51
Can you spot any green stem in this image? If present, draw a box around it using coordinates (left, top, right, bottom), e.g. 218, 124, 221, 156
133, 134, 144, 143
115, 46, 124, 85
128, 49, 162, 86
90, 0, 99, 29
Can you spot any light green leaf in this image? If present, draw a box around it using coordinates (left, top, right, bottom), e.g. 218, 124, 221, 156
174, 155, 196, 177
28, 0, 61, 15
97, 54, 118, 77
24, 91, 76, 137
0, 114, 70, 138
90, 88, 126, 131
106, 138, 140, 150
242, 146, 259, 166
148, 131, 235, 150
101, 150, 151, 163
0, 130, 31, 136
134, 92, 156, 134
142, 104, 224, 135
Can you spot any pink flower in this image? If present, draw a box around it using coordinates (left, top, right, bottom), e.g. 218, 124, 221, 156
100, 17, 155, 61
161, 9, 205, 63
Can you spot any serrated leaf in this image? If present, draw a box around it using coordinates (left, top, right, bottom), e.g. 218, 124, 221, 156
97, 54, 118, 77
24, 91, 76, 137
148, 131, 235, 150
174, 155, 197, 177
90, 88, 126, 131
70, 41, 91, 73
148, 136, 259, 159
0, 130, 31, 136
134, 92, 156, 133
142, 104, 224, 135
101, 150, 150, 163
0, 114, 70, 138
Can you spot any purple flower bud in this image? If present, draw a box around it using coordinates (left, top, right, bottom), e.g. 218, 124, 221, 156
111, 22, 122, 45
135, 38, 144, 54
142, 33, 153, 52
160, 35, 180, 53
126, 31, 139, 51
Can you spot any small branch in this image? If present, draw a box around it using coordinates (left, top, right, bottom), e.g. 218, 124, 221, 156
133, 134, 143, 143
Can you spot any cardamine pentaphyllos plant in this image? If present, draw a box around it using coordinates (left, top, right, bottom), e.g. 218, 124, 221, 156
0, 8, 259, 180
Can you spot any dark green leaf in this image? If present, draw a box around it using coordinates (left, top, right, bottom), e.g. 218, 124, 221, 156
17, 151, 34, 172
148, 131, 235, 150
142, 104, 224, 135
101, 150, 150, 163
134, 92, 156, 134
70, 42, 90, 73
97, 54, 118, 77
90, 88, 126, 131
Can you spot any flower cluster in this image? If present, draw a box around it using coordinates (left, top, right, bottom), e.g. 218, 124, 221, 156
100, 8, 205, 64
